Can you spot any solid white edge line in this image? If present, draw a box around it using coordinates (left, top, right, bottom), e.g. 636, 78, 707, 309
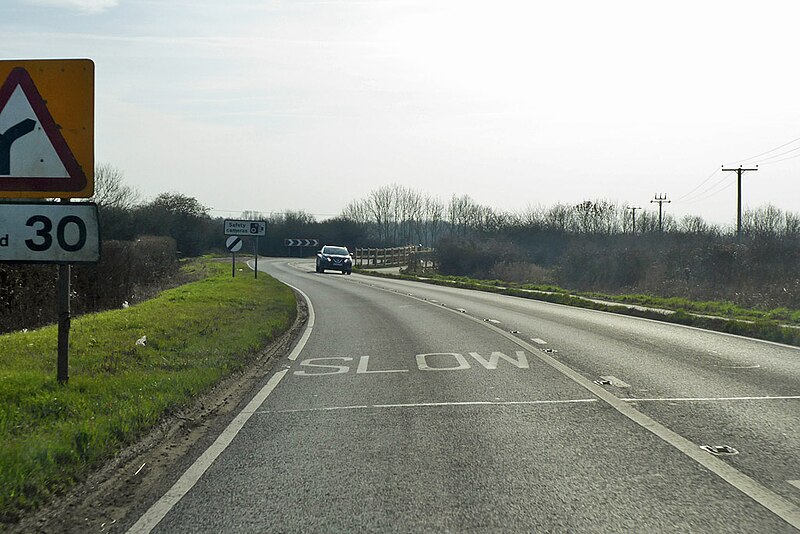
126, 369, 289, 534
789, 480, 800, 491
364, 281, 800, 530
281, 282, 315, 361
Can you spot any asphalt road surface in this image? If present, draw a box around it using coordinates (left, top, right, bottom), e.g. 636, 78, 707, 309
125, 258, 800, 533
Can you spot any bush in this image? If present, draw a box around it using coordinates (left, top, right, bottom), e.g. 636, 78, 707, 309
0, 236, 180, 335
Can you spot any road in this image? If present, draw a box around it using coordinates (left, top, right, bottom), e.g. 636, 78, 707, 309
126, 258, 800, 533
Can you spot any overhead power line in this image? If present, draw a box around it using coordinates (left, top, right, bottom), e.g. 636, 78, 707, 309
674, 167, 720, 202
733, 134, 800, 165
755, 150, 800, 166
682, 178, 736, 205
680, 170, 733, 204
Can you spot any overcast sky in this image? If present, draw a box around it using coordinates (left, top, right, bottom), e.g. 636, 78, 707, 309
2, 0, 799, 225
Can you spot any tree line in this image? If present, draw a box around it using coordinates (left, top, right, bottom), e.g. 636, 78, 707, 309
3, 169, 798, 334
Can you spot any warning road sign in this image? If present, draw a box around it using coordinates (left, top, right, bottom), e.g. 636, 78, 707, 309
0, 59, 94, 198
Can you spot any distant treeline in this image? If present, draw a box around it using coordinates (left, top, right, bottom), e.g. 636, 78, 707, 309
3, 172, 798, 333
339, 185, 800, 311
47, 175, 800, 309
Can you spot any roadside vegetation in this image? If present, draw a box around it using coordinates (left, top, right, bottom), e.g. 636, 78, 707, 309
0, 259, 296, 524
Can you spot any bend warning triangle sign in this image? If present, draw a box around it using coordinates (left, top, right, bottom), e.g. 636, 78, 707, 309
0, 59, 94, 198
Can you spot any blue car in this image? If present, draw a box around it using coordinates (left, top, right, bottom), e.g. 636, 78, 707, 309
316, 245, 353, 274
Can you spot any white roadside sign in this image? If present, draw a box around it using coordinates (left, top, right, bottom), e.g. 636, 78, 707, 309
0, 202, 100, 263
224, 219, 266, 236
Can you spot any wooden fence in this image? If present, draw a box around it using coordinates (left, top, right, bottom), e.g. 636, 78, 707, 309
354, 246, 436, 271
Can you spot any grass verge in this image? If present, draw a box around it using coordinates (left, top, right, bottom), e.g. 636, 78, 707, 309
0, 259, 296, 524
355, 269, 800, 347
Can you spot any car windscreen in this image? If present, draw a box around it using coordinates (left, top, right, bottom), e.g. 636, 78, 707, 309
323, 247, 349, 256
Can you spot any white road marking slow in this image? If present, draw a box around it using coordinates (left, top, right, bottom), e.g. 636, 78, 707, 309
531, 338, 548, 345
258, 398, 600, 414
600, 375, 631, 388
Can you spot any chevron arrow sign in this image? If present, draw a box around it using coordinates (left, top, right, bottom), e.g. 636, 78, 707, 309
284, 238, 319, 247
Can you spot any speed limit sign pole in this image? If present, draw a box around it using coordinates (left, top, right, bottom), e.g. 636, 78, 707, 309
56, 199, 71, 384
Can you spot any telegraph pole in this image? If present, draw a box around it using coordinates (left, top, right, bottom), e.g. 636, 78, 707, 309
650, 194, 670, 232
627, 206, 642, 234
721, 165, 758, 242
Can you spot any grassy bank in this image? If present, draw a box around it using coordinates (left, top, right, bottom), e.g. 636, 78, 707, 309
0, 260, 296, 524
356, 269, 800, 347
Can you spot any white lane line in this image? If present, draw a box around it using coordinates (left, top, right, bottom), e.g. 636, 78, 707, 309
282, 282, 315, 361
257, 398, 600, 414
126, 370, 289, 534
789, 480, 800, 491
600, 375, 631, 388
484, 318, 501, 324
531, 338, 548, 345
622, 395, 800, 402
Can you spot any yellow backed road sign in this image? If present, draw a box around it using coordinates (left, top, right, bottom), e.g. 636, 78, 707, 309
0, 59, 94, 198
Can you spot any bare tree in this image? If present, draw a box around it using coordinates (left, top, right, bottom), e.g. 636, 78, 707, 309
91, 164, 141, 209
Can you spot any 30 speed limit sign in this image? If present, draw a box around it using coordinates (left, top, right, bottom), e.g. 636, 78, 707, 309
0, 202, 100, 263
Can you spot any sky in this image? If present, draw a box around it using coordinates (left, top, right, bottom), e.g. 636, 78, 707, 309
2, 0, 799, 226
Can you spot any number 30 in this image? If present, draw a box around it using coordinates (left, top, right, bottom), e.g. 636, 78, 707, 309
25, 215, 87, 252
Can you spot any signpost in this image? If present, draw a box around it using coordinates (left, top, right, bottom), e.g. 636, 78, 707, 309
226, 235, 243, 277
224, 219, 265, 278
0, 59, 96, 384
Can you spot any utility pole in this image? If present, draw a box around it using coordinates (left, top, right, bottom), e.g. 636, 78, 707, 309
650, 194, 670, 232
721, 164, 758, 242
627, 206, 642, 234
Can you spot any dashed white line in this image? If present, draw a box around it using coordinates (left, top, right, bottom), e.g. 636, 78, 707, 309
531, 338, 548, 345
789, 480, 800, 491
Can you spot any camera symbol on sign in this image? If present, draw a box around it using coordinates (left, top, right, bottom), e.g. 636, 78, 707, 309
250, 223, 260, 234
